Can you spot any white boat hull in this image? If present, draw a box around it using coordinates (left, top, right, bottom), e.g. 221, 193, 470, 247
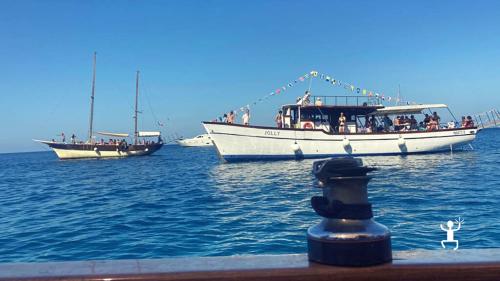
52, 147, 153, 159
202, 122, 478, 161
176, 135, 214, 147
34, 140, 163, 160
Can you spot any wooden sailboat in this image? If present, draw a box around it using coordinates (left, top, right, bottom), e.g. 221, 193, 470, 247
35, 53, 163, 159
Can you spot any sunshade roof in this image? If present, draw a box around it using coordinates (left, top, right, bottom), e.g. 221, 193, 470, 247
374, 104, 448, 115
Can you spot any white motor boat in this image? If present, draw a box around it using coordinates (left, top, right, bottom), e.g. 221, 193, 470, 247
176, 134, 214, 147
203, 95, 478, 162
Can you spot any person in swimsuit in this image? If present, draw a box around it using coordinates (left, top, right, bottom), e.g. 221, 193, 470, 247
338, 112, 346, 134
275, 110, 283, 128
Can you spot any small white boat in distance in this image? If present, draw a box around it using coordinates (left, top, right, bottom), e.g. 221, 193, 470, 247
177, 134, 214, 147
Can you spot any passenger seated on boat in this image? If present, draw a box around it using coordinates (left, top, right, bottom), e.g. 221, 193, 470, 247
418, 121, 424, 130
315, 97, 323, 106
393, 116, 401, 131
461, 116, 466, 127
464, 116, 474, 128
382, 114, 392, 132
427, 117, 438, 131
222, 114, 228, 123
297, 91, 311, 106
338, 112, 346, 134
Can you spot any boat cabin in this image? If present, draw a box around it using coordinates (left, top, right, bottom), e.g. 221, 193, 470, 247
282, 95, 383, 133
282, 95, 459, 133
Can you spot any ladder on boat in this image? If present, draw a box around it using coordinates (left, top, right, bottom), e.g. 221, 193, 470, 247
473, 109, 499, 129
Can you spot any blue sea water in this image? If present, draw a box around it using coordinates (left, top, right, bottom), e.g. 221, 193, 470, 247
0, 129, 498, 262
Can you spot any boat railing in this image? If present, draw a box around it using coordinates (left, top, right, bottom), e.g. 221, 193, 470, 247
1, 249, 499, 281
473, 108, 499, 129
311, 95, 382, 106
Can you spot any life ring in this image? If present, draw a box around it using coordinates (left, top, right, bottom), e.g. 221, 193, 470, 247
303, 122, 313, 129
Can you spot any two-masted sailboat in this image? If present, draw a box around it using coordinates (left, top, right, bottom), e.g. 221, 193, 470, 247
35, 53, 163, 159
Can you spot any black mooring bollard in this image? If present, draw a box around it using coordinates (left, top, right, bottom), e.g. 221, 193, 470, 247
307, 157, 392, 266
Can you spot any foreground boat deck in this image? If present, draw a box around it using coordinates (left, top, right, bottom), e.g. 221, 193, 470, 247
1, 248, 499, 281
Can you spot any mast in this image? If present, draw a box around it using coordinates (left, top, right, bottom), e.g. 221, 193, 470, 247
134, 70, 139, 145
396, 84, 400, 106
88, 52, 97, 143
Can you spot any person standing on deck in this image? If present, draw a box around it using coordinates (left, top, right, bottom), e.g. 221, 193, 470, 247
315, 97, 323, 106
61, 132, 66, 143
242, 109, 250, 126
275, 110, 283, 128
71, 134, 76, 144
227, 111, 235, 124
410, 115, 418, 130
423, 114, 431, 128
433, 112, 441, 128
364, 115, 372, 133
338, 112, 346, 134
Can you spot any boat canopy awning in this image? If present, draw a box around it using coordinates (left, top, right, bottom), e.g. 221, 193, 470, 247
374, 104, 448, 115
96, 132, 130, 138
138, 131, 161, 137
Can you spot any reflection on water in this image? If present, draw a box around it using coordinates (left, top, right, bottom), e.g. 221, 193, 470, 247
208, 134, 498, 252
0, 130, 498, 262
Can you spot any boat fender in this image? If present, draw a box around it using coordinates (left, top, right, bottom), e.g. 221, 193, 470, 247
303, 122, 313, 129
342, 138, 350, 148
145, 148, 149, 152
93, 147, 98, 151
398, 135, 406, 146
291, 143, 301, 153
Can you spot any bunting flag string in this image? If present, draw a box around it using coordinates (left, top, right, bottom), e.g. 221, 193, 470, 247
230, 70, 418, 115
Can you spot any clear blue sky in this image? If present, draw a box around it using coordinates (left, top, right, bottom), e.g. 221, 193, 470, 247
1, 0, 499, 153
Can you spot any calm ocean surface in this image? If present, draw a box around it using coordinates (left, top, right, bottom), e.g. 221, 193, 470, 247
0, 129, 498, 262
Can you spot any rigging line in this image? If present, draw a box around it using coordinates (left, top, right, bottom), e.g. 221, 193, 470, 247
315, 106, 334, 130
140, 77, 164, 131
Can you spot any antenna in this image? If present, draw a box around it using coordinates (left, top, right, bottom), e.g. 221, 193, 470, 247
397, 84, 401, 105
